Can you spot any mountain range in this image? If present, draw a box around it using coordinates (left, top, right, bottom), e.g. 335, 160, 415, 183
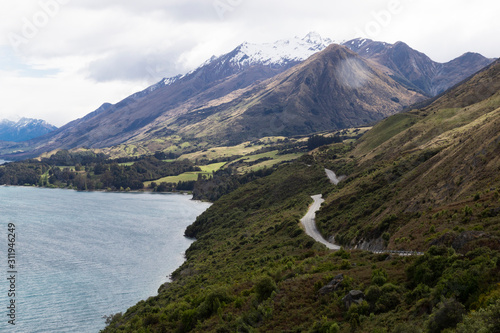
343, 38, 494, 96
0, 33, 495, 159
0, 118, 57, 142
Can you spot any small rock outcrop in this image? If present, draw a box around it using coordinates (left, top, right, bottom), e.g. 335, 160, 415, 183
355, 237, 385, 251
342, 290, 365, 309
430, 231, 500, 253
318, 274, 344, 296
452, 231, 490, 251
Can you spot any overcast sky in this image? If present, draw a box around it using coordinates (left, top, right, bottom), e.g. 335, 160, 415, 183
1, 0, 499, 127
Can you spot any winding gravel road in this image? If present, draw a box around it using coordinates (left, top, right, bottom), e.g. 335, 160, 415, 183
300, 194, 340, 250
301, 169, 423, 256
325, 168, 345, 185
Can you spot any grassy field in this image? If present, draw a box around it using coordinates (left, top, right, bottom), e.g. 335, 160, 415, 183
199, 162, 226, 172
243, 153, 303, 171
355, 114, 419, 154
179, 142, 266, 161
55, 165, 76, 171
143, 162, 226, 187
229, 151, 303, 173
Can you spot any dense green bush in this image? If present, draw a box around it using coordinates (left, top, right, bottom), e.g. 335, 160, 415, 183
426, 298, 465, 333
255, 277, 277, 302
308, 317, 340, 333
456, 299, 500, 333
371, 269, 388, 286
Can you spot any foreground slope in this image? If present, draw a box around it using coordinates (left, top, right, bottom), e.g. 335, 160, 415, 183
103, 62, 500, 333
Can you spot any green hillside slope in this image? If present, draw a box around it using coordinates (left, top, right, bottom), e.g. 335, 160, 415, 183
315, 60, 500, 252
102, 61, 500, 333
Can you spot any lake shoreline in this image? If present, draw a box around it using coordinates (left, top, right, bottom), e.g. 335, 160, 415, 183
0, 183, 214, 202
0, 186, 211, 332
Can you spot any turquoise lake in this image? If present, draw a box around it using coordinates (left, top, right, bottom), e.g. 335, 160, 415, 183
0, 186, 210, 332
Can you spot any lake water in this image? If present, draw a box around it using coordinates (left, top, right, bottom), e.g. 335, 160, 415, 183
0, 159, 9, 165
0, 186, 210, 332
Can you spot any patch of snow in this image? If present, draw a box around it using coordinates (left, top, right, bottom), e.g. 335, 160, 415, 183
162, 75, 182, 87
228, 32, 335, 68
147, 32, 335, 94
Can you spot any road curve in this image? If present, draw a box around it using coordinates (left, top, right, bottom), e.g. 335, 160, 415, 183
300, 194, 340, 250
325, 169, 345, 185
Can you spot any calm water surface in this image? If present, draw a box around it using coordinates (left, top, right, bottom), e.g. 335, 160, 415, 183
0, 186, 210, 332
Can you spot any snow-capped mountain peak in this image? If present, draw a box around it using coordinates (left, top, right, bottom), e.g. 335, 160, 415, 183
156, 32, 335, 89
229, 32, 335, 68
0, 117, 57, 142
302, 31, 332, 47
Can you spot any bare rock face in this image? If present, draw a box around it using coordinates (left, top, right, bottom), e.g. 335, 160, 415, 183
318, 274, 344, 296
355, 237, 385, 251
430, 231, 500, 253
342, 290, 365, 309
452, 231, 500, 253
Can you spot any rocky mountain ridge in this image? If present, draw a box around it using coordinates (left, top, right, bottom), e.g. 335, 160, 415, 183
343, 38, 495, 96
0, 118, 57, 142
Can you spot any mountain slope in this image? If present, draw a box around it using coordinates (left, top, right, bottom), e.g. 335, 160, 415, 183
0, 118, 57, 142
344, 38, 495, 96
0, 34, 334, 159
314, 59, 500, 251
157, 44, 424, 143
0, 36, 492, 160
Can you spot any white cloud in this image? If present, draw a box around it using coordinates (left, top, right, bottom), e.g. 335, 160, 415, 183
0, 0, 499, 127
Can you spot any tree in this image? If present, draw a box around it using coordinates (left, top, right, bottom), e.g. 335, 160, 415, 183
426, 298, 466, 333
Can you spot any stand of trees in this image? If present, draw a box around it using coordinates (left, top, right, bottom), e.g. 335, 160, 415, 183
0, 150, 199, 191
307, 134, 342, 150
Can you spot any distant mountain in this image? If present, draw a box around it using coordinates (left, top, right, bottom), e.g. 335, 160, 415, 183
162, 44, 425, 143
0, 118, 57, 142
0, 33, 337, 157
0, 43, 425, 160
343, 38, 495, 96
0, 34, 494, 160
141, 31, 334, 93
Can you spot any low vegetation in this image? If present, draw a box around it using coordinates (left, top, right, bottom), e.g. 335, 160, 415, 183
102, 62, 500, 332
102, 158, 500, 332
0, 130, 365, 195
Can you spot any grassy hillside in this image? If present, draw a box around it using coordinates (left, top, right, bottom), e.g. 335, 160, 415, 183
102, 61, 500, 333
102, 159, 500, 333
314, 60, 500, 252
